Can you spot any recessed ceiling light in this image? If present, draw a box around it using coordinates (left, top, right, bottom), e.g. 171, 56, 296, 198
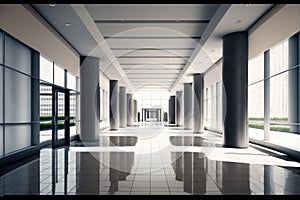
49, 4, 56, 7
64, 23, 71, 27
236, 19, 242, 24
244, 4, 251, 7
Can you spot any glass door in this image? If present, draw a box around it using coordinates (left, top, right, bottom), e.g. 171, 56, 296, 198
52, 86, 70, 148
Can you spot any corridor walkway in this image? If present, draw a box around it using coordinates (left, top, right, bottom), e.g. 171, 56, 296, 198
1, 122, 300, 195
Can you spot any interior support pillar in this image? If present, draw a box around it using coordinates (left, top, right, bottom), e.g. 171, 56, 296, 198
80, 56, 99, 142
109, 80, 119, 130
222, 32, 248, 148
119, 86, 126, 128
193, 74, 204, 133
184, 83, 193, 130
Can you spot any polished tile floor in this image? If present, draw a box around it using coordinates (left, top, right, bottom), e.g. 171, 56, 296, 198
1, 122, 300, 195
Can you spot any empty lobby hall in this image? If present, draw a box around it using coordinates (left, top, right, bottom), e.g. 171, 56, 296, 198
0, 3, 300, 196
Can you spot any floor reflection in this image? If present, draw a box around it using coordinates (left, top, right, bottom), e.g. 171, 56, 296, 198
0, 126, 300, 195
169, 136, 220, 147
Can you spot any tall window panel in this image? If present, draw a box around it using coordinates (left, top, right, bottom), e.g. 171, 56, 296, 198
1, 30, 39, 156
269, 40, 292, 148
0, 31, 3, 64
216, 81, 222, 131
0, 65, 3, 124
40, 56, 53, 84
0, 31, 2, 157
0, 32, 2, 126
204, 88, 208, 127
270, 41, 288, 76
248, 82, 264, 140
5, 68, 31, 123
5, 125, 31, 155
67, 72, 76, 90
54, 63, 64, 87
0, 127, 3, 158
248, 54, 264, 141
5, 35, 31, 75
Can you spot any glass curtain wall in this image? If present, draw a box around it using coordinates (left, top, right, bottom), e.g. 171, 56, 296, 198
0, 30, 39, 156
134, 91, 170, 120
248, 38, 300, 151
39, 55, 79, 142
248, 53, 264, 140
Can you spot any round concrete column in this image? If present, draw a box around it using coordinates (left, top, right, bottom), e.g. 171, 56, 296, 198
222, 32, 248, 148
193, 74, 204, 133
176, 91, 183, 126
184, 83, 193, 129
127, 94, 134, 126
119, 86, 127, 128
80, 56, 99, 142
109, 80, 119, 130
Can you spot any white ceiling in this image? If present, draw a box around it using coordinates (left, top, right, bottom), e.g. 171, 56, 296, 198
32, 4, 274, 93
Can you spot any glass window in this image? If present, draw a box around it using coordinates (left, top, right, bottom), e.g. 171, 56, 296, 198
40, 56, 53, 84
216, 81, 222, 131
5, 125, 31, 155
0, 65, 3, 123
270, 40, 288, 76
67, 72, 76, 90
5, 68, 31, 123
5, 35, 31, 75
248, 54, 264, 84
0, 126, 3, 157
0, 31, 3, 64
70, 91, 77, 136
248, 81, 264, 141
54, 63, 65, 87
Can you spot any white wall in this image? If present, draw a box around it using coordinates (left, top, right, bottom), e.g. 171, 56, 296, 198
249, 4, 300, 59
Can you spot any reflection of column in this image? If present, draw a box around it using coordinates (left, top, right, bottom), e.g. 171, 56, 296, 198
110, 80, 119, 130
223, 32, 248, 147
288, 32, 300, 133
109, 152, 119, 195
221, 162, 250, 194
183, 152, 192, 193
126, 94, 133, 126
176, 91, 183, 126
264, 165, 274, 194
174, 152, 183, 181
184, 83, 193, 129
119, 86, 127, 128
193, 153, 206, 195
80, 56, 99, 142
76, 152, 100, 194
193, 74, 204, 133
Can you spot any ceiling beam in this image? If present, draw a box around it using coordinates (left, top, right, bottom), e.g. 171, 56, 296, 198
170, 4, 231, 92
94, 19, 209, 24
71, 4, 134, 92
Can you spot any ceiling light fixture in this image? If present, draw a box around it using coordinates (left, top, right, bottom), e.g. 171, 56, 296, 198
49, 4, 56, 7
64, 23, 71, 27
244, 4, 251, 7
